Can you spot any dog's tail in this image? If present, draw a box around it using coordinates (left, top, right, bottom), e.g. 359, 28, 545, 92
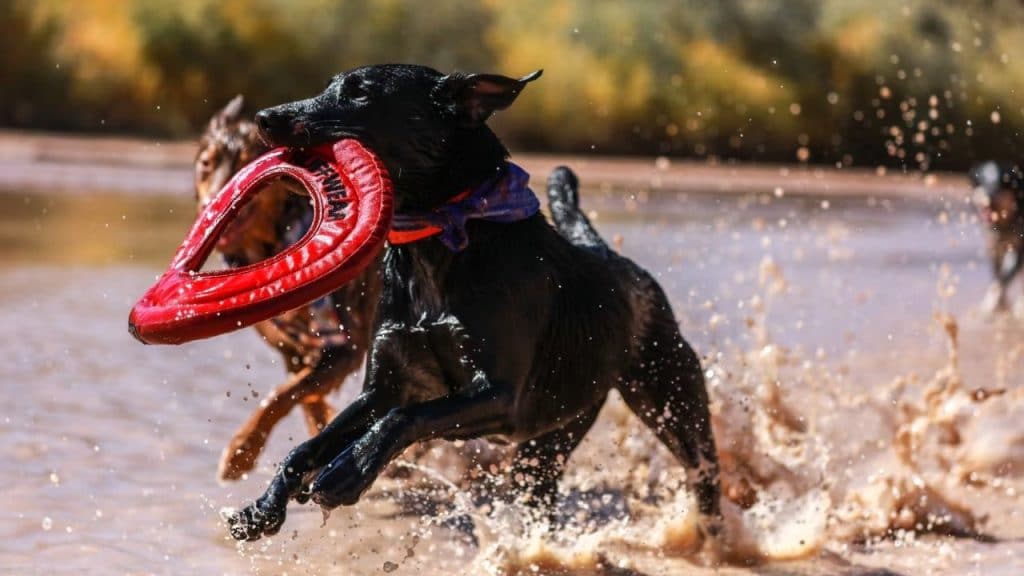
546, 166, 610, 258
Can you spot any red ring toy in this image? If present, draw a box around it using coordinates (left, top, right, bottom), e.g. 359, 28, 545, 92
129, 139, 393, 344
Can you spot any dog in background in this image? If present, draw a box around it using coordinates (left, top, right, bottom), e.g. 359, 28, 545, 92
970, 161, 1024, 315
195, 96, 381, 480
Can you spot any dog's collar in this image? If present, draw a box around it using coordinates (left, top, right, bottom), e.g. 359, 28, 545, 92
388, 162, 539, 251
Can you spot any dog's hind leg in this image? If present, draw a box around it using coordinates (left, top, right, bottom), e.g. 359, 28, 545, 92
617, 294, 721, 534
218, 365, 315, 482
509, 404, 601, 518
217, 349, 359, 481
295, 348, 368, 436
300, 397, 335, 435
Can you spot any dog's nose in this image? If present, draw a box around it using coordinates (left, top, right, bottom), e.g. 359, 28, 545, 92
254, 109, 276, 132
255, 108, 292, 135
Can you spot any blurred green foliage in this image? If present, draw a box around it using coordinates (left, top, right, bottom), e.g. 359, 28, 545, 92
4, 0, 1024, 168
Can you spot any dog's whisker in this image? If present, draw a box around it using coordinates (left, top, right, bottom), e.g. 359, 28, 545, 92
305, 120, 352, 130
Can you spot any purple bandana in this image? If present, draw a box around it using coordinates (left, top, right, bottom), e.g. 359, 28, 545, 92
389, 162, 539, 251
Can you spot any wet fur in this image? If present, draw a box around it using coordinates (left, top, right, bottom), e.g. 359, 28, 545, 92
226, 64, 721, 541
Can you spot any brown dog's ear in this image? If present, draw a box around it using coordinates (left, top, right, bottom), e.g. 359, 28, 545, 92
438, 70, 542, 126
211, 94, 246, 127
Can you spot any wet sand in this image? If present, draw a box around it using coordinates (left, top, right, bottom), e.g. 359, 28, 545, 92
1, 135, 1023, 575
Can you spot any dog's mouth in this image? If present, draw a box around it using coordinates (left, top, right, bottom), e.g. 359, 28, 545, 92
256, 116, 366, 150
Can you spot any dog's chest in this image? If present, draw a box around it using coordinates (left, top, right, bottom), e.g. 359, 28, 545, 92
376, 245, 488, 402
375, 314, 477, 404
402, 250, 446, 318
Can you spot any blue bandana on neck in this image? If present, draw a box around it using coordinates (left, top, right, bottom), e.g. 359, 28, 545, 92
388, 162, 539, 251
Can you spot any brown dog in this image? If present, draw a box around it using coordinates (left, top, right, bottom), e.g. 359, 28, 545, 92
195, 96, 381, 480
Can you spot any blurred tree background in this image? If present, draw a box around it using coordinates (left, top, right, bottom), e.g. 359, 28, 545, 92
3, 0, 1023, 169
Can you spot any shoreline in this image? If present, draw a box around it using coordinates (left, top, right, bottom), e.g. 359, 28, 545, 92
0, 129, 969, 200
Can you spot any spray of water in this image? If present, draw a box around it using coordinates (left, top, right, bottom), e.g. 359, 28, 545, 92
231, 260, 1023, 574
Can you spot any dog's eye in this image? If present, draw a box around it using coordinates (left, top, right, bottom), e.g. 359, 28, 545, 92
341, 77, 369, 101
196, 152, 214, 174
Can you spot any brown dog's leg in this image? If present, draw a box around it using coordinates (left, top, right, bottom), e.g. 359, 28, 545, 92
218, 360, 348, 481
300, 397, 335, 436
218, 366, 314, 481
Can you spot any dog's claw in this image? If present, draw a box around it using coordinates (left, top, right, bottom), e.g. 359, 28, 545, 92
227, 499, 286, 542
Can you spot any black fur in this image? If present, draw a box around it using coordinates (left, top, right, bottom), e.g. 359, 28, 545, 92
229, 64, 721, 541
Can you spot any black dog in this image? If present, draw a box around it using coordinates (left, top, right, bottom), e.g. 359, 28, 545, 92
228, 64, 721, 542
970, 161, 1024, 314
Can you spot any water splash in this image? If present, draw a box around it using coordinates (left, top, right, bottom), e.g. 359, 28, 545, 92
383, 256, 1024, 573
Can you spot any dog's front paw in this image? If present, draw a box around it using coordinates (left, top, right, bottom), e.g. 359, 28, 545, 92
309, 445, 376, 510
227, 498, 286, 542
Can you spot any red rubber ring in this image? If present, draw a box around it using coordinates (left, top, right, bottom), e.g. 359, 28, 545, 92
129, 139, 393, 344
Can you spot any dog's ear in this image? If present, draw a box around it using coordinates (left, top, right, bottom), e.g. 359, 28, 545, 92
211, 94, 246, 127
437, 70, 542, 126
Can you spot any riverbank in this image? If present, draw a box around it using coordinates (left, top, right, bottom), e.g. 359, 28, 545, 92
0, 130, 969, 199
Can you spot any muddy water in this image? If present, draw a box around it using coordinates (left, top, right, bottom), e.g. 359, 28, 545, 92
1, 187, 1023, 575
